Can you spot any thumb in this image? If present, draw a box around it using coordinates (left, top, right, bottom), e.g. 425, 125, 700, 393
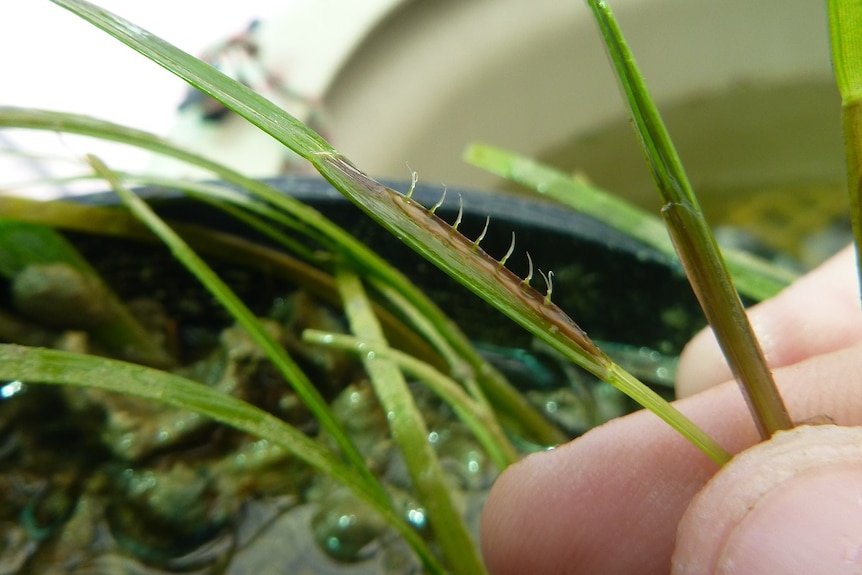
672, 425, 862, 575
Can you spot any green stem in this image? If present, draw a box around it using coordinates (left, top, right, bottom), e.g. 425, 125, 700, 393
827, 0, 862, 301
334, 267, 488, 575
303, 329, 519, 470
607, 364, 730, 465
587, 0, 792, 438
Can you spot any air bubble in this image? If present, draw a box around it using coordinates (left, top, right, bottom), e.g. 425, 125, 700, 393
0, 380, 25, 399
407, 507, 427, 529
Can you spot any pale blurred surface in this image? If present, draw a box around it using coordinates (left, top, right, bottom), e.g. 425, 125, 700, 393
0, 1, 289, 197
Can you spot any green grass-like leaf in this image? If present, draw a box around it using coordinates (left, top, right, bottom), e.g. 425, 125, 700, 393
464, 143, 797, 302
586, 0, 792, 438
303, 329, 518, 470
333, 267, 488, 575
827, 0, 862, 300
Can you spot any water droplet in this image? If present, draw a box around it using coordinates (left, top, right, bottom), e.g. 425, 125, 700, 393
364, 351, 376, 361
348, 390, 362, 405
428, 431, 439, 444
321, 333, 335, 344
118, 433, 134, 451
407, 507, 427, 529
0, 380, 25, 399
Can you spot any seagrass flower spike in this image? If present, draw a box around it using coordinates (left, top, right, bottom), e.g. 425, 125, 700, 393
381, 176, 607, 365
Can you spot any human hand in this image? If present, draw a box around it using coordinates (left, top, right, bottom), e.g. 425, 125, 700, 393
480, 245, 862, 574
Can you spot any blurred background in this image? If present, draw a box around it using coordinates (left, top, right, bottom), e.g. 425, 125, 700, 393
0, 0, 848, 265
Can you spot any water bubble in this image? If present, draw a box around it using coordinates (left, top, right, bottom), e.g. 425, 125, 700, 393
0, 380, 25, 399
118, 433, 134, 452
406, 507, 427, 529
428, 431, 439, 444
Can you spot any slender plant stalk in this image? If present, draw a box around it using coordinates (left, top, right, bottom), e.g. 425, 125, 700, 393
827, 0, 862, 299
587, 0, 792, 438
333, 266, 488, 575
366, 278, 491, 408
303, 329, 519, 469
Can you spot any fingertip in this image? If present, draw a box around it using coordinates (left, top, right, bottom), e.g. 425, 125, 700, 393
673, 425, 862, 575
480, 406, 727, 575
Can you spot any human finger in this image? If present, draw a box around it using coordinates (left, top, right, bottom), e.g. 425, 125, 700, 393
676, 245, 862, 398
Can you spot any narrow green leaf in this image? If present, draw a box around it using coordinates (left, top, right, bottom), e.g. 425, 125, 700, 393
827, 0, 862, 301
586, 0, 791, 438
303, 329, 518, 470
464, 143, 797, 301
334, 267, 488, 575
